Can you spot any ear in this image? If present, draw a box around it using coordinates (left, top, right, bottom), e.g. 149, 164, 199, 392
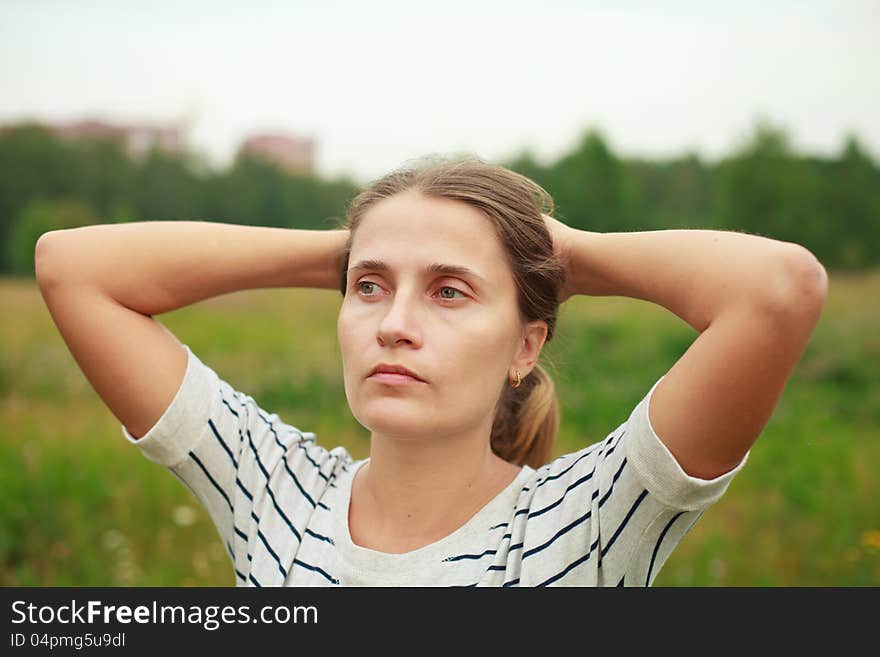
512, 320, 549, 376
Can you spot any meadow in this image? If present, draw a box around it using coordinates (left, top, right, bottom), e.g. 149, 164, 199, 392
1, 271, 877, 586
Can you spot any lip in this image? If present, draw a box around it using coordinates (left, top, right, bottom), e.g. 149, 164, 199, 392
367, 372, 425, 385
367, 363, 426, 383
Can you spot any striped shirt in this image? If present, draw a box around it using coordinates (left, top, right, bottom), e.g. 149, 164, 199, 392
122, 344, 748, 587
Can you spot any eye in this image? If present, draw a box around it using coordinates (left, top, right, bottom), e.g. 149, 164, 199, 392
436, 286, 466, 300
355, 281, 381, 296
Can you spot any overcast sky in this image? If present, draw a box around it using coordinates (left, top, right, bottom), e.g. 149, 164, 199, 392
2, 0, 878, 185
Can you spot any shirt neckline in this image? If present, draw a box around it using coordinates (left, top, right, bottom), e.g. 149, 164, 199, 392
336, 458, 534, 578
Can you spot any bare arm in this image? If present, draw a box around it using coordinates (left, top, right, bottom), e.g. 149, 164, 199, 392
548, 220, 828, 479
35, 221, 350, 438
36, 221, 349, 314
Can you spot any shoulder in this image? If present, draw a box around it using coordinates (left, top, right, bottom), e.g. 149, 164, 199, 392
521, 373, 749, 516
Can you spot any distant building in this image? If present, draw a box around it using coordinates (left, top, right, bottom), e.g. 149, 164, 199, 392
238, 132, 315, 176
0, 117, 186, 161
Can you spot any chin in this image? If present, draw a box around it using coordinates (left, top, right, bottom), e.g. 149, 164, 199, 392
353, 398, 435, 438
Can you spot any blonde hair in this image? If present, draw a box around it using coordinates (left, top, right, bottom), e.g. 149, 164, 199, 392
336, 155, 564, 469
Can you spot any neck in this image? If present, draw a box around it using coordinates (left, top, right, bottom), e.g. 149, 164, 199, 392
352, 422, 522, 550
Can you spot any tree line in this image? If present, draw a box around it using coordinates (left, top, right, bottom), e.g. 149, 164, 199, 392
1, 118, 877, 276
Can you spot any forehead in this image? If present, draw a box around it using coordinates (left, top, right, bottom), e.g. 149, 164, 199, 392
351, 192, 509, 278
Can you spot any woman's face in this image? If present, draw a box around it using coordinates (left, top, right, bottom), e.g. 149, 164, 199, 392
337, 190, 540, 443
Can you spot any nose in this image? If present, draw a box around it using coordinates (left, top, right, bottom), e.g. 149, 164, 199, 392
376, 288, 423, 347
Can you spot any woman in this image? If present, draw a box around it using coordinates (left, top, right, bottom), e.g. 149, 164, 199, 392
35, 156, 827, 586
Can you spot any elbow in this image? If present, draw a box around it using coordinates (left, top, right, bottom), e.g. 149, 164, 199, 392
34, 230, 71, 291
761, 245, 828, 321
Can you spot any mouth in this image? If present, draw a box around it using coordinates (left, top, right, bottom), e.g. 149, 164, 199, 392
366, 364, 426, 384
367, 372, 425, 385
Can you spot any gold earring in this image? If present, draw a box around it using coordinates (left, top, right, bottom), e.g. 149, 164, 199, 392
510, 370, 522, 388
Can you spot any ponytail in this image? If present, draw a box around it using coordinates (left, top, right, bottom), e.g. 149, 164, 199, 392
490, 363, 559, 469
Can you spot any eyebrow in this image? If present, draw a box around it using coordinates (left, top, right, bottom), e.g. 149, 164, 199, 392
347, 259, 489, 286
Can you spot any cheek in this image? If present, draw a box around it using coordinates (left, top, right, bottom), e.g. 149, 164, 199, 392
448, 323, 513, 382
336, 308, 358, 367
337, 301, 363, 343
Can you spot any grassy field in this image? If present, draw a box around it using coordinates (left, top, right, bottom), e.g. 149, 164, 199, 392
1, 271, 877, 586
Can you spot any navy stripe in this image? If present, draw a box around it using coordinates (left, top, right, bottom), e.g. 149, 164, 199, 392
489, 436, 613, 530
244, 509, 283, 576
527, 467, 598, 520
256, 408, 333, 483
280, 461, 317, 508
222, 391, 331, 506
208, 418, 238, 467
221, 395, 239, 417
523, 489, 600, 559
257, 528, 287, 578
646, 511, 685, 587
536, 537, 600, 586
523, 458, 629, 562
293, 443, 331, 481
500, 434, 616, 529
318, 502, 331, 511
598, 458, 628, 507
202, 408, 254, 510
235, 568, 246, 582
248, 573, 262, 587
293, 559, 339, 585
509, 542, 524, 552
543, 490, 643, 583
263, 424, 323, 502
235, 477, 253, 501
234, 526, 248, 542
246, 427, 278, 481
602, 430, 625, 462
617, 574, 625, 587
273, 451, 318, 508
503, 579, 519, 587
534, 440, 604, 489
490, 521, 508, 531
225, 389, 331, 485
442, 530, 515, 564
244, 428, 303, 543
305, 528, 335, 545
600, 488, 648, 562
218, 390, 345, 568
301, 452, 330, 479
189, 452, 233, 513
443, 549, 497, 563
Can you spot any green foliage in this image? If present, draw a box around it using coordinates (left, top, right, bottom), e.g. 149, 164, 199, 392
536, 128, 639, 231
627, 152, 715, 229
821, 135, 880, 269
715, 120, 824, 245
131, 148, 204, 221
0, 124, 78, 260
1, 117, 878, 274
0, 125, 360, 273
6, 198, 99, 275
504, 118, 880, 267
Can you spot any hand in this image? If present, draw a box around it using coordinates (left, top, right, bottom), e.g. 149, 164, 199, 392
541, 213, 576, 303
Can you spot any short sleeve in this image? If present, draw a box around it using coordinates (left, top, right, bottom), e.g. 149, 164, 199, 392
520, 374, 749, 587
624, 375, 749, 511
120, 344, 349, 585
120, 344, 219, 466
